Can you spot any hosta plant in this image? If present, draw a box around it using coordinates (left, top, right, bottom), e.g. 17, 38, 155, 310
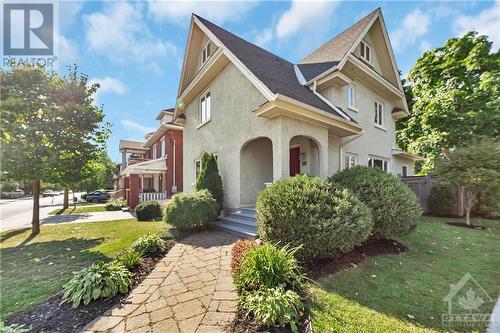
130, 232, 164, 255
117, 250, 143, 270
62, 261, 132, 308
240, 286, 304, 333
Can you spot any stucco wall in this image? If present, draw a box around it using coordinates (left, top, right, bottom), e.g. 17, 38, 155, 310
240, 138, 273, 206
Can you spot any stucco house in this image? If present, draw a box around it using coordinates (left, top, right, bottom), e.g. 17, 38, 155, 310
173, 8, 421, 238
119, 108, 183, 209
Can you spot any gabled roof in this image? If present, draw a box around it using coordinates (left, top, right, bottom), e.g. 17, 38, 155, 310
119, 140, 147, 151
155, 107, 175, 120
194, 15, 352, 121
300, 8, 379, 65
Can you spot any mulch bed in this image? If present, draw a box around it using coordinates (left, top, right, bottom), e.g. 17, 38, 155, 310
304, 238, 407, 279
6, 239, 175, 333
230, 309, 313, 333
446, 221, 486, 230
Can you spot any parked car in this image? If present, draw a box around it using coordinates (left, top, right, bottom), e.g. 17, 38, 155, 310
85, 191, 110, 203
42, 190, 58, 197
9, 189, 25, 198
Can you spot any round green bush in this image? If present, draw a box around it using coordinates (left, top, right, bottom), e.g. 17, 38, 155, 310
257, 175, 373, 261
163, 189, 218, 230
427, 183, 456, 217
105, 199, 128, 211
329, 166, 421, 239
135, 200, 162, 221
130, 232, 164, 255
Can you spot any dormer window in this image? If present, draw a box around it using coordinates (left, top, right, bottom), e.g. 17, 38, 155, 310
360, 41, 371, 63
202, 41, 211, 65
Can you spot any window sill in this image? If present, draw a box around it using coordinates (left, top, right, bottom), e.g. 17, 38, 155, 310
196, 119, 211, 129
347, 106, 359, 112
374, 124, 387, 131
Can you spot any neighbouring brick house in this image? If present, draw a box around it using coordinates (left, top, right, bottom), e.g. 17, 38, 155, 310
118, 108, 183, 209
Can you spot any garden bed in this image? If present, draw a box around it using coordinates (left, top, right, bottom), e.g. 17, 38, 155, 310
231, 308, 313, 333
304, 238, 407, 279
6, 239, 175, 333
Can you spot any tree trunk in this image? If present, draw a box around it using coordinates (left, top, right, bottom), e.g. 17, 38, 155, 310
32, 180, 41, 234
463, 189, 477, 226
465, 207, 471, 226
63, 187, 69, 209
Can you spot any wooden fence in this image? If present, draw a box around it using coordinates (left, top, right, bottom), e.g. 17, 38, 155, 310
400, 174, 464, 216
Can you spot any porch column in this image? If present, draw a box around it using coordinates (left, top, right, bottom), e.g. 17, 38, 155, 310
272, 131, 289, 180
319, 140, 329, 178
121, 150, 127, 171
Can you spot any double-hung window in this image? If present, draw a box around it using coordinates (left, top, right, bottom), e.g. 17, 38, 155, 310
347, 85, 355, 109
161, 138, 166, 157
152, 143, 157, 159
200, 91, 211, 124
374, 101, 384, 126
344, 153, 358, 170
368, 156, 388, 172
202, 42, 211, 65
360, 41, 371, 63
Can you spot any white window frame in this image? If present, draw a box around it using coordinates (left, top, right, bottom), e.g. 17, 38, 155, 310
374, 100, 384, 127
201, 41, 211, 65
160, 138, 166, 157
343, 152, 358, 170
152, 143, 157, 159
347, 84, 356, 110
368, 156, 389, 172
199, 90, 211, 125
360, 40, 372, 63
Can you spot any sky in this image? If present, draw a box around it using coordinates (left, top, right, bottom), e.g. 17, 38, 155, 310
50, 0, 500, 161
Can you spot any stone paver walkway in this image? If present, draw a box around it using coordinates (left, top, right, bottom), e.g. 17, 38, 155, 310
83, 230, 240, 333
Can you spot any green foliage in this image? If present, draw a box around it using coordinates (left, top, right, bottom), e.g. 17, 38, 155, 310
163, 190, 218, 230
474, 185, 500, 219
78, 151, 117, 192
117, 250, 143, 270
240, 287, 304, 333
62, 261, 132, 308
427, 183, 457, 217
257, 175, 373, 260
436, 140, 500, 224
195, 152, 223, 214
235, 244, 305, 293
130, 233, 164, 255
106, 199, 128, 211
397, 32, 500, 172
135, 200, 162, 221
0, 321, 28, 333
329, 166, 421, 239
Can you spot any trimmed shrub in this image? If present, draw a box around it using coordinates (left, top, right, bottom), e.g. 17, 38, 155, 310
240, 286, 303, 333
163, 190, 218, 230
130, 233, 164, 255
135, 200, 162, 221
329, 166, 421, 239
62, 261, 132, 308
195, 152, 223, 214
257, 175, 373, 260
427, 183, 457, 217
105, 199, 128, 211
235, 244, 305, 293
473, 185, 500, 219
231, 240, 259, 274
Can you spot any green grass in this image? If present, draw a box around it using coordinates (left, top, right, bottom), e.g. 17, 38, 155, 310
311, 216, 500, 333
49, 205, 107, 215
0, 219, 168, 319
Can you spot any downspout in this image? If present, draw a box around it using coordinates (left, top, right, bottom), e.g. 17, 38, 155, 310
339, 130, 365, 171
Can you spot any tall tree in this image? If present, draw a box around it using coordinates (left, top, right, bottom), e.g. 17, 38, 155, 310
1, 66, 109, 233
397, 32, 500, 172
436, 140, 500, 226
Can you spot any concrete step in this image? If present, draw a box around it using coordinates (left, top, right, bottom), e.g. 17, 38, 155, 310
223, 215, 257, 228
212, 221, 257, 240
240, 207, 256, 215
229, 211, 256, 221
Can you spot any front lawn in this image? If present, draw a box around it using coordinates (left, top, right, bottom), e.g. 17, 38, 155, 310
49, 205, 107, 215
0, 219, 168, 319
311, 216, 500, 332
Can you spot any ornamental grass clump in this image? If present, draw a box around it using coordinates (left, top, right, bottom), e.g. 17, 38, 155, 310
62, 261, 132, 308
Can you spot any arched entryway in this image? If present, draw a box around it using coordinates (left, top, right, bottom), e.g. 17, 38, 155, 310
240, 137, 273, 206
289, 135, 320, 176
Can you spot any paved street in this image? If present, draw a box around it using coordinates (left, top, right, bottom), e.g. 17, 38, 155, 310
0, 192, 99, 231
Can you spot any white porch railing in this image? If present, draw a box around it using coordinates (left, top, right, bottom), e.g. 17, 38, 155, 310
139, 192, 168, 203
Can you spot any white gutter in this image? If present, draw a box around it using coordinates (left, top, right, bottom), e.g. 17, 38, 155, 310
339, 130, 365, 171
311, 81, 351, 121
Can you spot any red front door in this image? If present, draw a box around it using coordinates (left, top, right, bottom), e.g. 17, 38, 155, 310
290, 147, 300, 176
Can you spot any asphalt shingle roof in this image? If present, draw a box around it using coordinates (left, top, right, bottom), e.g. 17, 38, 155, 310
195, 15, 351, 121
